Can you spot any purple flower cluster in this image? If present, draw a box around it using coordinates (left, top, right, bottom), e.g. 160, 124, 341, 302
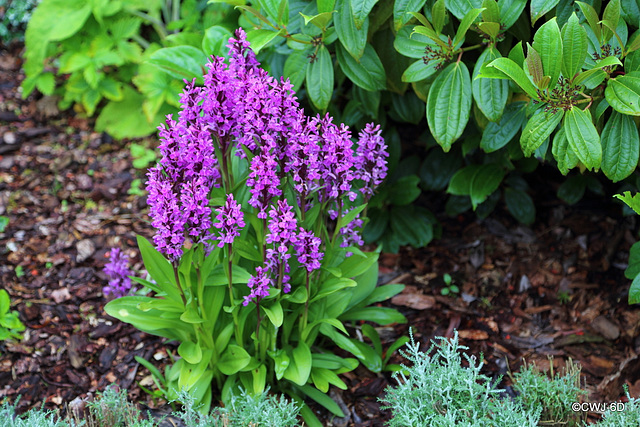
355, 123, 388, 200
295, 229, 323, 272
103, 248, 134, 298
214, 194, 245, 247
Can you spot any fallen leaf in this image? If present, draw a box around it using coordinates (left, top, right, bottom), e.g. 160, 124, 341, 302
457, 330, 489, 340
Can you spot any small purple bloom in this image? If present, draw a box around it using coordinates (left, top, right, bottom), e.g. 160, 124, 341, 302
315, 115, 357, 202
243, 266, 273, 306
103, 248, 134, 298
247, 147, 282, 219
264, 200, 298, 289
214, 194, 245, 247
295, 228, 323, 272
355, 123, 388, 199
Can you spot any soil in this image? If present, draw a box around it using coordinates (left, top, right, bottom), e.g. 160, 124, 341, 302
1, 43, 640, 426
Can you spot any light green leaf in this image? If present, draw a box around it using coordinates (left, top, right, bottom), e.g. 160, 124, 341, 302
283, 50, 310, 92
485, 57, 538, 98
351, 0, 379, 29
530, 0, 561, 26
300, 11, 335, 29
262, 301, 284, 327
148, 46, 207, 85
219, 345, 251, 375
306, 45, 333, 111
616, 192, 640, 217
202, 26, 232, 56
573, 56, 623, 85
551, 127, 579, 175
393, 0, 428, 31
602, 0, 621, 43
576, 1, 602, 42
246, 29, 282, 54
473, 46, 509, 121
481, 0, 500, 23
336, 43, 386, 91
563, 107, 602, 170
532, 18, 563, 91
629, 273, 640, 305
561, 13, 588, 79
339, 307, 407, 325
453, 8, 484, 47
402, 59, 439, 82
135, 234, 181, 302
432, 0, 447, 33
284, 342, 312, 386
178, 341, 202, 364
601, 111, 640, 182
426, 62, 472, 151
605, 73, 640, 116
498, 0, 527, 29
446, 0, 482, 20
394, 25, 434, 58
335, 0, 368, 59
520, 109, 563, 157
480, 101, 527, 152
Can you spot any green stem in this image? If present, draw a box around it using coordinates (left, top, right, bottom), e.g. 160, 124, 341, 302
126, 8, 168, 39
301, 272, 310, 333
460, 43, 483, 52
171, 0, 181, 27
173, 264, 187, 307
130, 34, 150, 49
226, 244, 242, 346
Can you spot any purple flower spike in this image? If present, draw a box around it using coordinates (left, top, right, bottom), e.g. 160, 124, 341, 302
214, 194, 245, 247
315, 115, 357, 202
247, 147, 282, 219
243, 266, 273, 306
103, 248, 134, 298
295, 228, 323, 272
355, 123, 388, 199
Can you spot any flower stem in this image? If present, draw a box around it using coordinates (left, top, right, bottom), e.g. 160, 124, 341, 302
226, 244, 242, 346
173, 263, 187, 307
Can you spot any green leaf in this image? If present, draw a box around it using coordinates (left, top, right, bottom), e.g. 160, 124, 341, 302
335, 0, 368, 59
219, 345, 251, 375
262, 301, 284, 327
504, 187, 535, 225
601, 111, 640, 182
481, 0, 499, 23
426, 62, 472, 151
202, 26, 232, 56
389, 205, 434, 247
530, 0, 561, 26
453, 8, 484, 47
420, 147, 463, 190
605, 73, 640, 116
498, 0, 527, 29
551, 127, 579, 175
402, 59, 439, 82
447, 164, 506, 209
602, 0, 621, 43
351, 0, 379, 29
561, 13, 588, 79
563, 107, 602, 170
388, 175, 421, 205
473, 46, 509, 121
576, 1, 602, 42
557, 175, 586, 204
432, 0, 447, 34
0, 289, 9, 316
393, 0, 428, 31
246, 29, 281, 54
148, 46, 207, 85
446, 0, 482, 20
394, 25, 433, 59
625, 240, 640, 278
300, 12, 335, 29
306, 45, 333, 111
135, 235, 181, 302
532, 18, 563, 91
178, 340, 202, 364
485, 58, 538, 98
574, 56, 623, 85
336, 43, 386, 91
480, 101, 527, 152
268, 349, 290, 380
311, 367, 347, 392
295, 384, 345, 417
629, 273, 640, 305
520, 108, 563, 157
340, 307, 407, 325
284, 342, 312, 386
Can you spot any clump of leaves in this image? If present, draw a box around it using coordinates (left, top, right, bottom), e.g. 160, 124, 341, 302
0, 289, 25, 343
598, 385, 640, 427
511, 358, 588, 426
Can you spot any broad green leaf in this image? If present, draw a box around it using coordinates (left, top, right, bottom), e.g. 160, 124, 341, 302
336, 43, 386, 91
283, 342, 312, 386
394, 25, 434, 58
283, 49, 310, 92
561, 13, 588, 79
485, 58, 538, 98
426, 62, 472, 151
504, 187, 535, 225
178, 341, 202, 364
447, 164, 506, 209
473, 47, 509, 121
361, 284, 405, 306
311, 367, 347, 392
478, 22, 501, 40
605, 73, 640, 116
246, 29, 282, 54
602, 0, 621, 43
268, 349, 290, 380
219, 345, 251, 375
551, 127, 579, 175
135, 235, 181, 302
453, 8, 484, 47
481, 0, 500, 23
530, 0, 561, 26
601, 111, 640, 182
202, 26, 232, 56
262, 301, 284, 327
420, 147, 464, 190
402, 59, 440, 82
0, 290, 9, 315
616, 192, 640, 217
576, 1, 602, 42
306, 45, 333, 111
573, 56, 623, 85
480, 101, 527, 152
335, 0, 368, 59
498, 0, 527, 29
390, 205, 434, 247
149, 46, 207, 85
446, 0, 482, 20
532, 18, 563, 91
351, 0, 379, 29
563, 107, 602, 170
432, 0, 447, 33
300, 12, 334, 29
295, 384, 345, 417
412, 25, 449, 49
318, 0, 336, 13
339, 307, 407, 324
393, 0, 428, 31
388, 175, 421, 205
629, 274, 640, 305
508, 40, 526, 67
520, 109, 563, 157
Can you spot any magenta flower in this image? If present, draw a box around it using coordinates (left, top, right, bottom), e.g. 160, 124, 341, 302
355, 123, 388, 199
214, 194, 245, 247
103, 248, 134, 298
243, 266, 273, 306
295, 228, 323, 272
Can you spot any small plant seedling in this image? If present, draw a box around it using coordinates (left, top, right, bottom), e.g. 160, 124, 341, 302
128, 179, 146, 196
0, 216, 8, 233
557, 290, 571, 304
130, 143, 157, 170
440, 273, 459, 296
15, 265, 25, 278
0, 289, 25, 342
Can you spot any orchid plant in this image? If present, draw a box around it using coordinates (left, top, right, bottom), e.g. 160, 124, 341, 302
104, 29, 406, 426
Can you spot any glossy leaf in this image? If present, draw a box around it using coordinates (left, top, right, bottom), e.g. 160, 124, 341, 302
148, 46, 207, 85
574, 56, 623, 85
601, 111, 640, 182
561, 13, 588, 79
339, 307, 407, 325
481, 0, 500, 23
605, 73, 640, 116
485, 58, 538, 98
531, 0, 561, 26
473, 47, 509, 121
393, 0, 428, 31
563, 107, 602, 170
394, 26, 434, 58
426, 62, 472, 151
219, 345, 251, 375
351, 0, 379, 29
498, 0, 527, 29
306, 45, 333, 111
336, 43, 386, 91
616, 192, 640, 217
480, 101, 527, 152
246, 29, 282, 54
202, 26, 232, 56
284, 342, 312, 385
335, 0, 368, 59
402, 59, 439, 82
283, 49, 310, 92
504, 187, 535, 225
446, 0, 482, 20
447, 164, 506, 209
629, 274, 640, 305
532, 18, 563, 91
432, 0, 447, 33
520, 109, 563, 157
551, 127, 579, 175
576, 1, 601, 42
453, 8, 484, 47
178, 341, 202, 364
602, 0, 621, 43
